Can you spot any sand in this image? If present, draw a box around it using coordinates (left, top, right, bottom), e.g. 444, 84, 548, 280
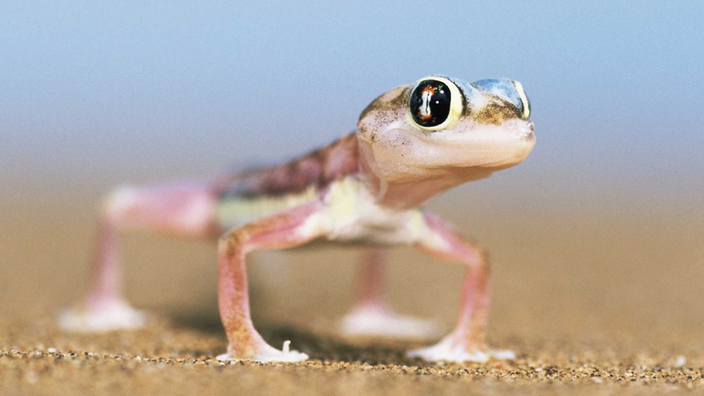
1, 190, 703, 395
2, 304, 704, 395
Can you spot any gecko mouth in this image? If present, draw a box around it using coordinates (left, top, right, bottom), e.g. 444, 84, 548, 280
359, 118, 536, 176
443, 119, 536, 168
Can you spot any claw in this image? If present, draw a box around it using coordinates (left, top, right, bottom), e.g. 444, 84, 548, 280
216, 340, 308, 363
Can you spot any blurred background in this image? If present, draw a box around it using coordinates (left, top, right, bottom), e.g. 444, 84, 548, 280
1, 1, 702, 342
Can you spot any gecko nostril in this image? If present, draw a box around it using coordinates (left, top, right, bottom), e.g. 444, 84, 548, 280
517, 121, 535, 140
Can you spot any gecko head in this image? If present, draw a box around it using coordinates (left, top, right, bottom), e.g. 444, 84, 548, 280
356, 76, 535, 185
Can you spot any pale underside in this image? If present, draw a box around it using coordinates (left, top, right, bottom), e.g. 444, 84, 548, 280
217, 176, 435, 247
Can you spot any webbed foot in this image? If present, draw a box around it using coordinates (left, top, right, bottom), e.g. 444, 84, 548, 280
406, 331, 514, 363
59, 299, 146, 332
339, 305, 440, 338
216, 340, 308, 363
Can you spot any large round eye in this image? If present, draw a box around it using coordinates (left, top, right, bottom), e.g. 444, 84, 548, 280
512, 80, 531, 120
408, 77, 463, 130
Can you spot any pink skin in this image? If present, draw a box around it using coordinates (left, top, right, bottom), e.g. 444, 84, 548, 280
215, 203, 492, 359
70, 77, 534, 361
412, 212, 491, 352
83, 181, 397, 318
353, 248, 390, 311
217, 202, 323, 358
340, 248, 439, 339
75, 159, 504, 361
87, 220, 124, 311
85, 182, 219, 312
76, 152, 507, 360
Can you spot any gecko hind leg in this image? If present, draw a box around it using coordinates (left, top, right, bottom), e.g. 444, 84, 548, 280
59, 182, 218, 333
339, 248, 440, 339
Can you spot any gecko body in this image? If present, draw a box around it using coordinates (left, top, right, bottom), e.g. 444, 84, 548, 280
61, 75, 535, 363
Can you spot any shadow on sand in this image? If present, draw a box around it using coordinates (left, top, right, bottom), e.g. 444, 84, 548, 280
171, 311, 434, 366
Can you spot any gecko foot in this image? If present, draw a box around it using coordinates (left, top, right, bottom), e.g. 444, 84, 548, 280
339, 305, 440, 339
59, 299, 146, 333
216, 340, 309, 363
406, 332, 514, 363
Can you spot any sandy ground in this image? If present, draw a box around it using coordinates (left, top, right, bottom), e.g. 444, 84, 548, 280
2, 310, 704, 396
1, 190, 703, 395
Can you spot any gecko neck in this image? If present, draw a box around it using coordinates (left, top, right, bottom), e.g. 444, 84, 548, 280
355, 137, 496, 210
217, 131, 492, 211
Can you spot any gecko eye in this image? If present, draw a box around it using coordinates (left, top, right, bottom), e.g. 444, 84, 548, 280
512, 80, 531, 120
408, 77, 463, 131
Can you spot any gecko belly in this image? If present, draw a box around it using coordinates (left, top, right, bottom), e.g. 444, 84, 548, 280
215, 186, 318, 231
298, 177, 426, 246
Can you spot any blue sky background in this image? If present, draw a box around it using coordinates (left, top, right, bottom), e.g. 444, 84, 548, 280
1, 1, 702, 212
1, 1, 703, 320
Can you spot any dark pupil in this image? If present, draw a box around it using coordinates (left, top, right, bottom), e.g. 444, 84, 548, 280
410, 80, 451, 127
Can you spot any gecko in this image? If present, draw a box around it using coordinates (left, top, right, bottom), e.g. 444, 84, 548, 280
60, 75, 535, 363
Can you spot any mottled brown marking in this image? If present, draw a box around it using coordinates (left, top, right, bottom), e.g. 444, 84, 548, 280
357, 86, 409, 123
357, 86, 410, 143
472, 100, 523, 125
216, 133, 360, 199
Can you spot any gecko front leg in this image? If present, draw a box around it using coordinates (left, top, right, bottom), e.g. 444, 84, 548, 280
407, 212, 515, 363
216, 201, 323, 362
